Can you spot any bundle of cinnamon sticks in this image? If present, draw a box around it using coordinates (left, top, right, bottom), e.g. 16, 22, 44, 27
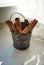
5, 18, 38, 34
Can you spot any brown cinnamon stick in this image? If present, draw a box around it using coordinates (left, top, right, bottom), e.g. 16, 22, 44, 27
16, 19, 38, 34
5, 19, 38, 34
21, 22, 29, 30
15, 18, 22, 30
5, 20, 16, 31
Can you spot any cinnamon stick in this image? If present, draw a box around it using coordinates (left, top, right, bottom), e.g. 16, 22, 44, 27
16, 19, 38, 34
5, 20, 16, 31
15, 18, 22, 30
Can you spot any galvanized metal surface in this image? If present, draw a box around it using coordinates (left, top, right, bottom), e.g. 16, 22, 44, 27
11, 31, 31, 50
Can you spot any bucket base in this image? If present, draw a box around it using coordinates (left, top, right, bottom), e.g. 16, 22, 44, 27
11, 31, 31, 50
13, 43, 30, 50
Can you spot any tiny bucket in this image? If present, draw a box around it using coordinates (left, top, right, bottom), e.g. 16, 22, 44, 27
10, 12, 32, 50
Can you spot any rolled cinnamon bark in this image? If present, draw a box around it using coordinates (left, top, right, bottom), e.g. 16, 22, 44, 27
28, 19, 38, 30
21, 19, 29, 30
5, 20, 16, 31
15, 18, 22, 30
16, 19, 38, 34
5, 19, 38, 34
21, 22, 29, 30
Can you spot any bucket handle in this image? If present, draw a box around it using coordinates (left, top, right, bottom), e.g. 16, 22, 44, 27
10, 12, 25, 21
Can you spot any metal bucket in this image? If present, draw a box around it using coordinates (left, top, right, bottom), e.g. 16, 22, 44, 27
10, 12, 32, 50
11, 31, 32, 50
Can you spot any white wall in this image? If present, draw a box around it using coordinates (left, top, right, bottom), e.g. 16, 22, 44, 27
26, 0, 44, 24
0, 6, 17, 23
0, 0, 44, 24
